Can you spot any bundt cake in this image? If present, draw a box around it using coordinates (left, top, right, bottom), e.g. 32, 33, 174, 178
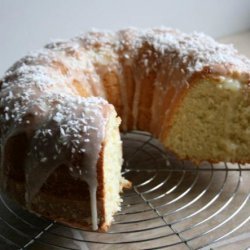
0, 28, 249, 231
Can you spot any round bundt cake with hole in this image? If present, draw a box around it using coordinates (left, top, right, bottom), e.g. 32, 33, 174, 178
0, 28, 249, 231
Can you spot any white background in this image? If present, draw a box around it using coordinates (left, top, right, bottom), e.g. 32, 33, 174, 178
0, 0, 250, 75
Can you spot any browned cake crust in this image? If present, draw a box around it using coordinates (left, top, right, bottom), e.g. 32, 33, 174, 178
4, 133, 106, 230
0, 28, 250, 231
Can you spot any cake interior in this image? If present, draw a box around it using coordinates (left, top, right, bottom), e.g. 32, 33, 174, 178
2, 107, 124, 231
164, 79, 250, 163
100, 112, 124, 230
2, 72, 249, 230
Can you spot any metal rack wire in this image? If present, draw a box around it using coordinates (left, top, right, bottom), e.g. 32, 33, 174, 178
0, 131, 250, 249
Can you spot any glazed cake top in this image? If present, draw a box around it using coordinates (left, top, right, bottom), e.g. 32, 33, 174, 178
1, 27, 250, 230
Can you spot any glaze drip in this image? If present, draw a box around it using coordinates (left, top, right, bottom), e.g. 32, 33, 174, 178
24, 95, 108, 230
0, 72, 108, 230
1, 28, 250, 231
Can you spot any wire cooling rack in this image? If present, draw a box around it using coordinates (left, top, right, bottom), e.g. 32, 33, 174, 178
0, 131, 250, 250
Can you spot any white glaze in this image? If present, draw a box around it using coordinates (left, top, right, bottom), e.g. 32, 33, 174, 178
217, 78, 242, 91
1, 28, 250, 231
